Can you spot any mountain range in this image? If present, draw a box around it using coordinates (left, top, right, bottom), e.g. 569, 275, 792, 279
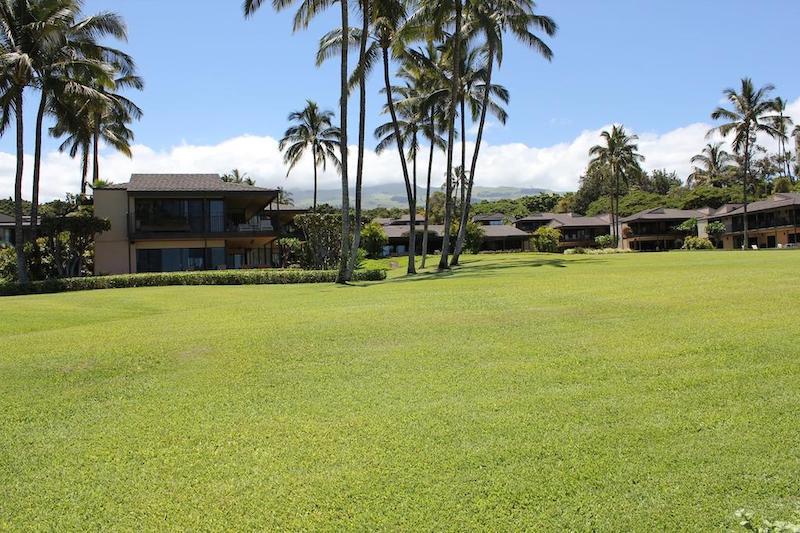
287, 183, 549, 209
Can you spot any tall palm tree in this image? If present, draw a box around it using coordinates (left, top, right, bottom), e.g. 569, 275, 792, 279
30, 4, 130, 238
794, 125, 800, 178
0, 0, 54, 283
279, 100, 341, 211
709, 78, 781, 247
688, 142, 736, 188
245, 0, 351, 283
451, 0, 555, 265
589, 125, 644, 247
771, 97, 794, 180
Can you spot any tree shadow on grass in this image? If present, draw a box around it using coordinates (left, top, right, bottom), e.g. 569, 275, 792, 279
378, 255, 607, 284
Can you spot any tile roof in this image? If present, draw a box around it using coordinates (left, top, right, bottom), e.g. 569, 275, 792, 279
109, 174, 274, 193
621, 207, 702, 223
707, 193, 800, 218
383, 224, 444, 238
472, 213, 506, 222
481, 224, 531, 238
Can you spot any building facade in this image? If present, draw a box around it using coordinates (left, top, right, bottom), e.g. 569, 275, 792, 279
513, 213, 611, 250
620, 208, 702, 251
702, 193, 800, 249
93, 174, 304, 275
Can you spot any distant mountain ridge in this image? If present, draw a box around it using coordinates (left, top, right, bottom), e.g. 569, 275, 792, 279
288, 183, 549, 209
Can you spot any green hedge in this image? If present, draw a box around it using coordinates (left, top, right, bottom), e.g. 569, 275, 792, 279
0, 268, 386, 296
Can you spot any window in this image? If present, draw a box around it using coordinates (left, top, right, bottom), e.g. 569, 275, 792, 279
136, 248, 211, 273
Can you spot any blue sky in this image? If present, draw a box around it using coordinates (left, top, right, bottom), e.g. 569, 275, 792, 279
2, 0, 799, 199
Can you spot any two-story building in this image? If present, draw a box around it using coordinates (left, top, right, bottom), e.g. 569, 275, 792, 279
620, 208, 702, 251
702, 193, 800, 249
93, 174, 303, 274
513, 213, 611, 250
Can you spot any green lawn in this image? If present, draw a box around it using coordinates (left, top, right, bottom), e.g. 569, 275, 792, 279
1, 251, 799, 530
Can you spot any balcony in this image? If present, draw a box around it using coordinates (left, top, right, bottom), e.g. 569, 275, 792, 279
130, 213, 278, 239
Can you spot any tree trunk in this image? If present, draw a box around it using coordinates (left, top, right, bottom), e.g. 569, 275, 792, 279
92, 124, 100, 188
742, 132, 750, 248
312, 148, 318, 211
438, 0, 462, 270
347, 0, 369, 277
421, 112, 435, 268
453, 44, 494, 265
335, 0, 351, 284
13, 89, 29, 284
81, 145, 90, 197
381, 46, 416, 274
31, 91, 47, 241
459, 97, 466, 219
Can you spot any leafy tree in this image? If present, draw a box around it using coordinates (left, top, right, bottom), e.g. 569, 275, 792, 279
710, 78, 781, 246
554, 192, 575, 213
706, 221, 726, 247
360, 221, 388, 258
675, 217, 697, 235
679, 185, 741, 209
531, 226, 560, 253
279, 100, 341, 211
294, 212, 346, 270
594, 234, 615, 249
648, 169, 682, 195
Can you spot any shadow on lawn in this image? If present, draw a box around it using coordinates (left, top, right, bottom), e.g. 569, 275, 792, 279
379, 255, 607, 284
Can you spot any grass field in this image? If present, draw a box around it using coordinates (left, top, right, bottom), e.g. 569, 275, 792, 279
1, 251, 799, 530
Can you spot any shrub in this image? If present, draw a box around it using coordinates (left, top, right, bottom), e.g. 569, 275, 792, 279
682, 236, 714, 250
0, 268, 387, 297
360, 222, 388, 258
531, 226, 561, 253
563, 247, 586, 255
585, 248, 633, 255
594, 234, 616, 248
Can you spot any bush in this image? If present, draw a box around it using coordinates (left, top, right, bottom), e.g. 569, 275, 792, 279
585, 248, 633, 255
594, 234, 616, 248
563, 247, 586, 255
0, 268, 387, 297
682, 236, 714, 250
531, 226, 561, 253
360, 222, 388, 258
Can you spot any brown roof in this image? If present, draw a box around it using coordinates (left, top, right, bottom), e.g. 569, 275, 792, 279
111, 174, 274, 193
0, 213, 13, 223
472, 213, 506, 222
621, 207, 702, 223
707, 193, 800, 218
481, 224, 530, 238
383, 224, 444, 238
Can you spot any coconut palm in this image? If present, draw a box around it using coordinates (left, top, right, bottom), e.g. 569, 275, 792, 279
451, 0, 555, 265
709, 78, 781, 247
279, 100, 341, 211
221, 169, 256, 185
589, 125, 645, 247
688, 142, 736, 188
245, 0, 352, 283
30, 5, 131, 238
771, 97, 794, 179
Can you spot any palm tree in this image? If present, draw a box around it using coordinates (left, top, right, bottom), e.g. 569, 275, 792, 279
0, 0, 52, 283
688, 142, 736, 188
245, 0, 351, 283
771, 97, 794, 180
29, 5, 130, 238
451, 0, 555, 265
589, 125, 644, 247
221, 169, 256, 185
709, 78, 781, 247
794, 125, 800, 178
278, 100, 341, 211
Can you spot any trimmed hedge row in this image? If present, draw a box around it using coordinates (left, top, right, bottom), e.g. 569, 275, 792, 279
0, 268, 387, 296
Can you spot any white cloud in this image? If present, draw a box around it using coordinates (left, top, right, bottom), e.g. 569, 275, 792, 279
1, 97, 797, 201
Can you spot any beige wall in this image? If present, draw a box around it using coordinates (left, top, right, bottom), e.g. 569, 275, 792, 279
94, 189, 131, 275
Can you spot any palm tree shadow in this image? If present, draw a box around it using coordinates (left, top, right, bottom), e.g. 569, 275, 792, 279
380, 255, 606, 284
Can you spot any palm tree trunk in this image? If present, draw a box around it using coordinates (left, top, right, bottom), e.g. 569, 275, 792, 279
347, 0, 369, 277
81, 144, 89, 196
13, 90, 29, 284
92, 124, 100, 187
742, 133, 750, 248
453, 44, 494, 265
421, 112, 435, 268
335, 0, 351, 284
438, 0, 462, 270
31, 91, 47, 242
381, 46, 416, 274
312, 151, 318, 211
459, 97, 466, 218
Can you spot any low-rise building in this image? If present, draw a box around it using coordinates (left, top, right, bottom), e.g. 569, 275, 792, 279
513, 213, 611, 250
0, 213, 38, 246
620, 208, 702, 251
93, 173, 305, 274
702, 192, 800, 249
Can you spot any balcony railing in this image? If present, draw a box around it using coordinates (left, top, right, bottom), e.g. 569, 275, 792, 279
131, 214, 277, 236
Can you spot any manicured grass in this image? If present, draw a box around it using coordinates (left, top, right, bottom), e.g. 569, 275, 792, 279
1, 251, 799, 530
